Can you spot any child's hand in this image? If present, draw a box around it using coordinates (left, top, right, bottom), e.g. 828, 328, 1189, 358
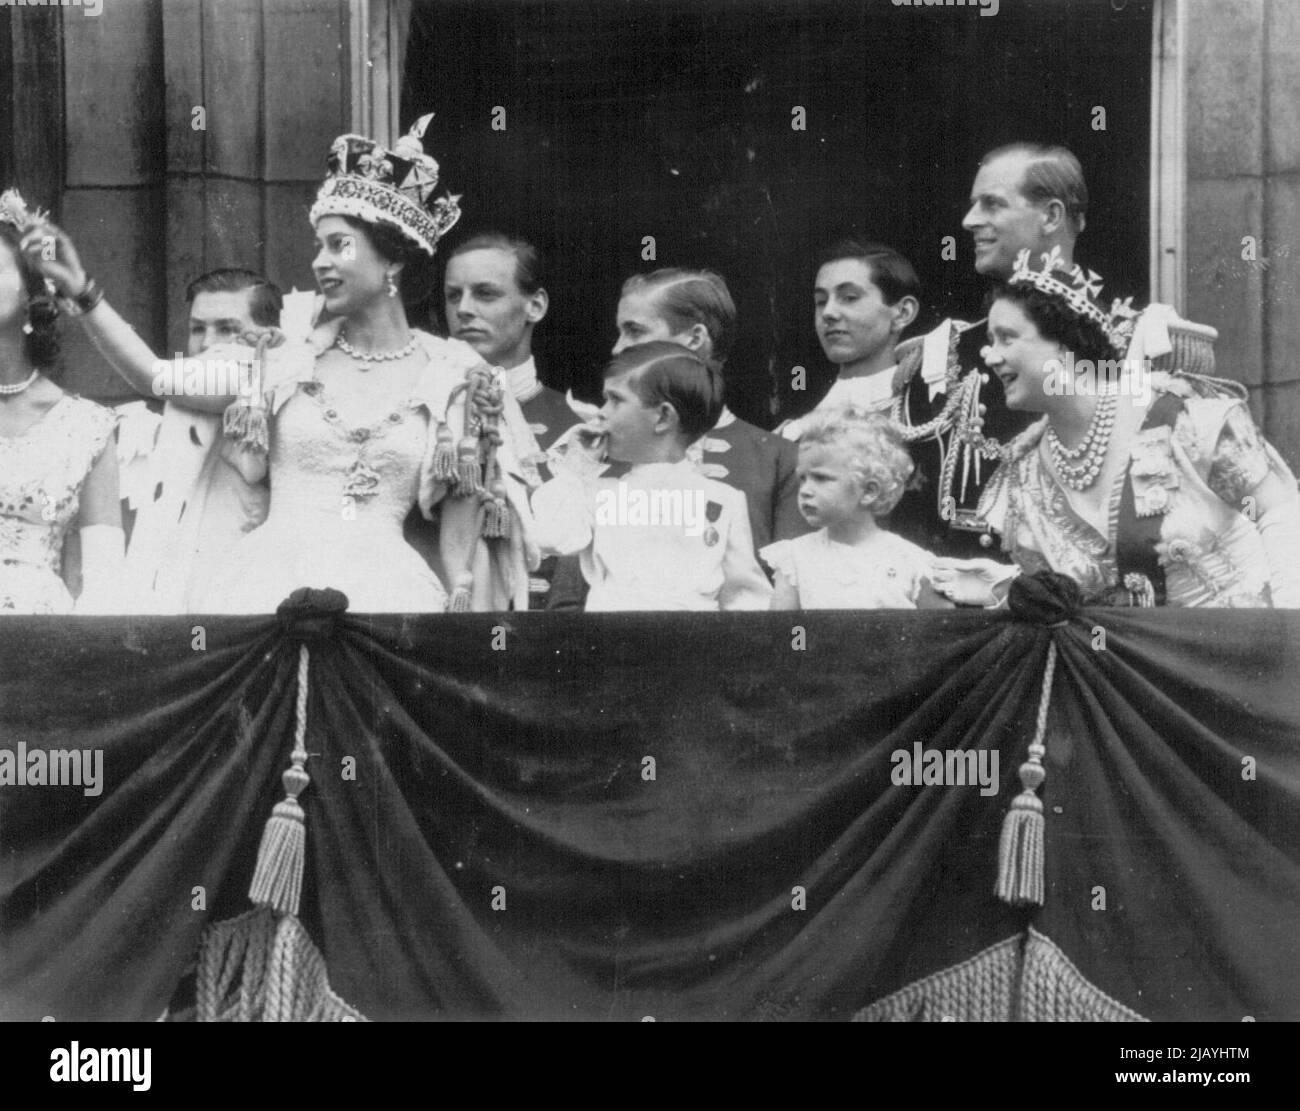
930, 557, 1019, 606
547, 421, 608, 480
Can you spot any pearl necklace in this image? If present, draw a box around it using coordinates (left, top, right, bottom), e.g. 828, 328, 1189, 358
0, 369, 40, 395
1046, 392, 1117, 490
334, 330, 418, 365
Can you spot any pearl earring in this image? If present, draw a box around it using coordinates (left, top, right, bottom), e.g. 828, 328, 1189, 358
22, 320, 34, 335
386, 274, 398, 298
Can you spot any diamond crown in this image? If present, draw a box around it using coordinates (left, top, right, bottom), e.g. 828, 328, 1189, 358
1009, 246, 1138, 354
311, 113, 461, 255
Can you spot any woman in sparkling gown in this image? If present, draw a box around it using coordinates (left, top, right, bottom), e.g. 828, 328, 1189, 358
34, 120, 540, 614
208, 121, 540, 612
1, 193, 123, 615
933, 248, 1300, 608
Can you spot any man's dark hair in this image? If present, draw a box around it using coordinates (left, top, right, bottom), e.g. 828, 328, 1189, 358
446, 232, 545, 296
815, 239, 921, 306
981, 143, 1089, 235
604, 340, 724, 442
184, 268, 283, 327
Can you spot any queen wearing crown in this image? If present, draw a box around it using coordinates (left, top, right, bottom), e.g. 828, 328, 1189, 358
171, 117, 542, 613
933, 249, 1300, 608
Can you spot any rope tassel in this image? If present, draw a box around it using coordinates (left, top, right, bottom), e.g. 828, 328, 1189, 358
249, 644, 312, 917
431, 420, 457, 483
482, 478, 511, 539
996, 640, 1057, 908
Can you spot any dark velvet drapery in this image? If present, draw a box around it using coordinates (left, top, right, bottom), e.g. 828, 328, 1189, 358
2, 603, 1298, 1021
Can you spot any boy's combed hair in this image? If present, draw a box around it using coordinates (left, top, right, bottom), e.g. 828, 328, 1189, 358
621, 268, 737, 366
184, 267, 284, 327
605, 340, 724, 441
447, 231, 545, 295
815, 239, 920, 307
799, 405, 916, 515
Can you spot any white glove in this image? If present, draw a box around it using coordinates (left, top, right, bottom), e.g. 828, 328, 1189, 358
1257, 502, 1300, 607
73, 524, 129, 614
930, 557, 1021, 608
546, 421, 609, 481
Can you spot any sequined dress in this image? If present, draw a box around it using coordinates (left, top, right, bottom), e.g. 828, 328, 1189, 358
0, 394, 118, 614
196, 328, 541, 614
977, 379, 1299, 607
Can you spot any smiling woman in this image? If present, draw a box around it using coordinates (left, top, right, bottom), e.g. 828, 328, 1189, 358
0, 194, 124, 614
934, 251, 1300, 609
174, 119, 546, 614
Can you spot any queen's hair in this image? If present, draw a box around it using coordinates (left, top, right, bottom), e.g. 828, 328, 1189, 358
332, 214, 439, 323
982, 280, 1119, 365
0, 224, 61, 377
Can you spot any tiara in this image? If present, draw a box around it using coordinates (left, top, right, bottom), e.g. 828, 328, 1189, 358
308, 113, 461, 256
1009, 246, 1139, 353
0, 188, 47, 232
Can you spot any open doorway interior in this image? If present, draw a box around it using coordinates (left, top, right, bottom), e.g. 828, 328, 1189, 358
402, 0, 1153, 424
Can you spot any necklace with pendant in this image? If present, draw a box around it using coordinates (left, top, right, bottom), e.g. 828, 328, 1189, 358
1046, 392, 1118, 491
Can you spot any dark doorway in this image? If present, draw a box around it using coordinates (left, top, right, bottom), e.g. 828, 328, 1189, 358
403, 0, 1153, 426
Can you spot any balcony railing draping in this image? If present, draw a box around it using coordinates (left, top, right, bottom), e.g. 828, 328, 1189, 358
2, 586, 1297, 1021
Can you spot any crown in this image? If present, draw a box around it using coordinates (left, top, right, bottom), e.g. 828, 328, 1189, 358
308, 113, 461, 256
0, 188, 47, 232
1009, 246, 1139, 354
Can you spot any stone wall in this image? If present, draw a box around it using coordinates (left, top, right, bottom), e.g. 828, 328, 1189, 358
1186, 0, 1299, 466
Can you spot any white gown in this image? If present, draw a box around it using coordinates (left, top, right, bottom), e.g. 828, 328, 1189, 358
196, 327, 541, 614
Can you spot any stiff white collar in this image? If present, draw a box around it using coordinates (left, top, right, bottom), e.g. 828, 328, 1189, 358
823, 365, 899, 412
508, 356, 542, 404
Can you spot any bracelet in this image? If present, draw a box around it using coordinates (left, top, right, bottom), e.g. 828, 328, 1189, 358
60, 276, 104, 317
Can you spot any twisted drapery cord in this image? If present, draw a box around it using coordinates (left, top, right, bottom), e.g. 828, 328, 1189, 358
1020, 928, 1148, 1022
196, 908, 367, 1022
853, 934, 1022, 1022
195, 634, 366, 1021
852, 928, 1148, 1022
996, 638, 1058, 907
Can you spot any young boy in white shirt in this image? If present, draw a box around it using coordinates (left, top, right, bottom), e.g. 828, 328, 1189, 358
531, 341, 772, 611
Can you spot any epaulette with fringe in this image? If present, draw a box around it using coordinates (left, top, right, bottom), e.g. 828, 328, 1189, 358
1146, 318, 1219, 380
